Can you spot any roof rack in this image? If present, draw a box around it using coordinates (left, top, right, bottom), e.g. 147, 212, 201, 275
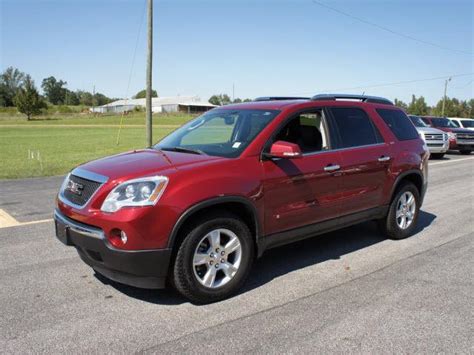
311, 94, 393, 105
254, 96, 310, 102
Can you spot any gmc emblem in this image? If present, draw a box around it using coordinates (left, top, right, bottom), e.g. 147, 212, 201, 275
66, 180, 84, 196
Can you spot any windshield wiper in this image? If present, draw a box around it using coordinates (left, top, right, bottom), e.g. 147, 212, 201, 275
160, 146, 205, 155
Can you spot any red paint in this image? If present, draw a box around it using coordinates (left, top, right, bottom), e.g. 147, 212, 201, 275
57, 99, 428, 251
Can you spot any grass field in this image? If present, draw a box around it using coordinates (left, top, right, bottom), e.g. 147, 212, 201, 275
0, 112, 196, 179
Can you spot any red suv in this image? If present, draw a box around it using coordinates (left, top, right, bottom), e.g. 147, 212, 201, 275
421, 116, 474, 154
55, 94, 429, 303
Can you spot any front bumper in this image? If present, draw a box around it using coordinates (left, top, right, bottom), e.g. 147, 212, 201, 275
426, 141, 448, 153
54, 210, 171, 289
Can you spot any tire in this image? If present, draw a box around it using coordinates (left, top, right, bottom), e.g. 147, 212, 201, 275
459, 150, 472, 155
379, 182, 420, 240
430, 153, 445, 159
172, 212, 254, 303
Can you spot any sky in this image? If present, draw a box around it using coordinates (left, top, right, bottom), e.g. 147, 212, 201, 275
1, 0, 473, 105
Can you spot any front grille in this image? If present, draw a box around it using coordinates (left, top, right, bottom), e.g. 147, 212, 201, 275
457, 133, 474, 141
62, 174, 102, 207
424, 134, 443, 141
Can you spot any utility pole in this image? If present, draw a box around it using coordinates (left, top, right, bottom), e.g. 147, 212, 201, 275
232, 83, 235, 102
146, 0, 153, 147
441, 77, 451, 117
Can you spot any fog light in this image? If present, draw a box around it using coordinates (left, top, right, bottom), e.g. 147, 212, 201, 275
120, 231, 128, 244
109, 228, 128, 247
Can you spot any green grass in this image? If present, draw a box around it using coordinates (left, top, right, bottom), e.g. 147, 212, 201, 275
0, 112, 197, 179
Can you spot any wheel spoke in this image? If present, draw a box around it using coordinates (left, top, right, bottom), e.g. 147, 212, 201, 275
396, 209, 404, 218
400, 216, 407, 229
202, 267, 217, 287
224, 236, 240, 254
193, 252, 208, 266
406, 194, 414, 207
208, 230, 221, 250
221, 263, 238, 278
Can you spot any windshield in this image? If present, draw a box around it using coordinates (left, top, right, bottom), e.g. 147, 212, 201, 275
461, 120, 474, 128
431, 117, 458, 128
154, 109, 280, 158
409, 115, 428, 127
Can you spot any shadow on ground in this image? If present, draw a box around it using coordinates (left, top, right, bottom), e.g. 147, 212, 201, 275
96, 210, 437, 305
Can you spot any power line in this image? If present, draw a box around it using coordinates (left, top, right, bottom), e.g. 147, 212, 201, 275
311, 0, 473, 56
290, 73, 474, 95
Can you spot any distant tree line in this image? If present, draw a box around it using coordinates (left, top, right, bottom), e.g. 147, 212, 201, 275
208, 94, 252, 106
394, 95, 473, 118
0, 67, 116, 119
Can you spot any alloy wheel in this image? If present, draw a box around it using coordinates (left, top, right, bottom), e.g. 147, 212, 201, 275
192, 228, 242, 289
396, 191, 416, 229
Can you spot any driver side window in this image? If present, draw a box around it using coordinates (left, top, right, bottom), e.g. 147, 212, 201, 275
274, 110, 331, 153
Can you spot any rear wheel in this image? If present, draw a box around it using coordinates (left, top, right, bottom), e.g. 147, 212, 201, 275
459, 150, 472, 155
430, 153, 445, 159
379, 182, 420, 240
172, 213, 254, 303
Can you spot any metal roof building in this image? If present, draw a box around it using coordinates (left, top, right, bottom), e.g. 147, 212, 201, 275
91, 96, 216, 114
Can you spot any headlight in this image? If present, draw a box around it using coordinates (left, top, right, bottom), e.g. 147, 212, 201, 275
101, 176, 168, 213
419, 132, 426, 141
448, 132, 456, 140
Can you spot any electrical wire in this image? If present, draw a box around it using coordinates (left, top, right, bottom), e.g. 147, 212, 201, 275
311, 0, 473, 56
289, 72, 474, 95
117, 0, 147, 145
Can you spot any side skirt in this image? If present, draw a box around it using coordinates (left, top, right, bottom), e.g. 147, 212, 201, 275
257, 206, 388, 256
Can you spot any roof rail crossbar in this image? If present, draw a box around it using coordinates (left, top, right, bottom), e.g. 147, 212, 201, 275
311, 94, 393, 105
254, 96, 310, 102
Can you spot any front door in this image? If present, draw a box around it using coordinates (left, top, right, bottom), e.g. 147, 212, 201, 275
262, 110, 344, 236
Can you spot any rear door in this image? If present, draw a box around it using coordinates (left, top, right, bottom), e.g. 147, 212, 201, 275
328, 107, 391, 214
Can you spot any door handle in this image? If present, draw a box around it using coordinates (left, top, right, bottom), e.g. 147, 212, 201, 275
378, 156, 391, 162
324, 164, 341, 172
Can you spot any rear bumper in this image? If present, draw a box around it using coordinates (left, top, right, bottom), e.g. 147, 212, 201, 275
54, 210, 171, 289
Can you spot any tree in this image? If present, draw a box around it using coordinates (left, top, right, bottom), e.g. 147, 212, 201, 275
41, 76, 67, 105
0, 67, 25, 106
407, 95, 429, 116
394, 98, 408, 110
14, 75, 47, 120
209, 94, 232, 106
134, 89, 157, 99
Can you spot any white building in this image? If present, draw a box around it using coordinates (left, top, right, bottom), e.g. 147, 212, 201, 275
91, 95, 216, 114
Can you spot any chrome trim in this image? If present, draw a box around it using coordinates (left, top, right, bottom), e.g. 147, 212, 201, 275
71, 167, 109, 184
302, 143, 386, 157
324, 164, 341, 172
58, 169, 109, 210
54, 209, 104, 240
378, 156, 391, 162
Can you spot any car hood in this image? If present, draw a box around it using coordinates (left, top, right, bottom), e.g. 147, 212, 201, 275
415, 127, 446, 134
77, 149, 224, 181
434, 127, 472, 134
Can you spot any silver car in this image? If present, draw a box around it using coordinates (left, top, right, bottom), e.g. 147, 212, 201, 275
409, 115, 448, 159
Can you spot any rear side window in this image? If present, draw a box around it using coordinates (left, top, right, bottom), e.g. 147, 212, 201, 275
329, 107, 382, 148
377, 109, 419, 141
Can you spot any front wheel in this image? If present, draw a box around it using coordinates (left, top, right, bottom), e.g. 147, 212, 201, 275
459, 150, 472, 155
172, 213, 254, 303
379, 182, 420, 240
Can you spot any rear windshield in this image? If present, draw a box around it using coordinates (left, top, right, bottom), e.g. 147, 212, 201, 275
377, 109, 419, 141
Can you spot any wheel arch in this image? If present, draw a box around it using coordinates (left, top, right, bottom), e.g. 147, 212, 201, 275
167, 196, 261, 255
390, 170, 424, 202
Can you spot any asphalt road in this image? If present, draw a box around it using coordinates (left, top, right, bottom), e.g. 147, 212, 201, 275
0, 154, 473, 353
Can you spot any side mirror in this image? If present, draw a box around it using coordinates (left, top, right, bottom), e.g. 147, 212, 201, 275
267, 140, 302, 159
